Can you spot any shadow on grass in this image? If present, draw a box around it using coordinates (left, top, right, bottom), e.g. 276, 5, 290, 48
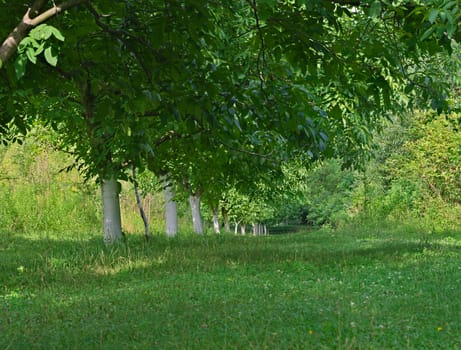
3, 229, 461, 349
2, 228, 461, 294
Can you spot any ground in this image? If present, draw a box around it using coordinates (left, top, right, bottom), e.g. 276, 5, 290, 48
2, 223, 461, 349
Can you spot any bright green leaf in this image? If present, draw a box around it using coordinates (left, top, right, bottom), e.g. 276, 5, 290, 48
26, 48, 37, 64
17, 37, 33, 53
35, 42, 45, 56
30, 24, 52, 40
44, 47, 58, 66
50, 27, 65, 41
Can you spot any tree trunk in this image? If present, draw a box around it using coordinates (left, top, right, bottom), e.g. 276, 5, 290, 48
253, 223, 259, 236
212, 207, 220, 234
189, 194, 204, 234
222, 206, 230, 232
134, 181, 149, 240
133, 167, 149, 240
101, 176, 123, 244
161, 175, 178, 237
240, 223, 246, 235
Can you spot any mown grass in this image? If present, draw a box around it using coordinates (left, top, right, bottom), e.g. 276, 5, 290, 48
2, 224, 461, 349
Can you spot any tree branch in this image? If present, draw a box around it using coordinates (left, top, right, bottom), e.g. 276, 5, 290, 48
154, 130, 182, 147
84, 2, 119, 36
85, 1, 158, 83
247, 0, 267, 90
0, 0, 88, 68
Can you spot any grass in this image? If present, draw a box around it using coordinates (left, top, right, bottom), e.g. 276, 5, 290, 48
2, 224, 461, 349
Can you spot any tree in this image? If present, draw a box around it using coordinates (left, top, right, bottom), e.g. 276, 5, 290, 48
1, 0, 460, 243
1, 2, 153, 243
0, 0, 87, 137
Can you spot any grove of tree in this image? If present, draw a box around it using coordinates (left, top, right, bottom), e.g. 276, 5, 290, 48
1, 0, 461, 243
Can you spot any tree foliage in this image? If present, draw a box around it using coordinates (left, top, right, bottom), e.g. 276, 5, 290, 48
1, 1, 461, 237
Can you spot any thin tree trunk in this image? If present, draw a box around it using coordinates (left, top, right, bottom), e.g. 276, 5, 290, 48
189, 194, 204, 234
212, 207, 220, 234
133, 166, 149, 240
161, 175, 178, 237
101, 176, 123, 244
240, 223, 246, 235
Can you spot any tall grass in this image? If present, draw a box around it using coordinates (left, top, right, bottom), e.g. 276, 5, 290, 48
0, 133, 190, 236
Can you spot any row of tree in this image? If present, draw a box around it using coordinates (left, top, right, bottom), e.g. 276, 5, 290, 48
1, 1, 460, 243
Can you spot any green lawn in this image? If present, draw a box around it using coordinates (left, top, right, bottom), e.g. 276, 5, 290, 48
2, 225, 461, 349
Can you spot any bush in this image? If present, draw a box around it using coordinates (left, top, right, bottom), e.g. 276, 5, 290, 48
350, 111, 461, 231
301, 159, 358, 227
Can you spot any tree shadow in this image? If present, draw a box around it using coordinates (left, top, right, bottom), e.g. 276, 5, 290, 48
2, 231, 461, 349
2, 230, 461, 293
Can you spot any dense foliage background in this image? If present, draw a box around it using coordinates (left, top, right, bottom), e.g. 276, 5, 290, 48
2, 110, 461, 235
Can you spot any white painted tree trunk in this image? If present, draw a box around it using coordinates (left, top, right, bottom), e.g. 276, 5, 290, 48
212, 208, 220, 234
161, 175, 178, 237
240, 224, 246, 235
101, 177, 123, 244
234, 221, 239, 235
253, 223, 264, 236
189, 194, 204, 234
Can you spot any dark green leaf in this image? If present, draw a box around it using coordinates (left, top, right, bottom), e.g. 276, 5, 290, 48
14, 55, 27, 79
428, 9, 439, 23
369, 1, 382, 18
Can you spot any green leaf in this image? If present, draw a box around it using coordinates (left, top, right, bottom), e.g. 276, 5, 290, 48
26, 48, 37, 64
369, 1, 382, 18
14, 55, 27, 79
50, 27, 65, 41
44, 47, 58, 66
447, 21, 456, 38
17, 37, 33, 53
29, 24, 65, 42
30, 24, 52, 40
35, 42, 45, 56
428, 9, 439, 23
420, 26, 435, 41
234, 116, 242, 131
